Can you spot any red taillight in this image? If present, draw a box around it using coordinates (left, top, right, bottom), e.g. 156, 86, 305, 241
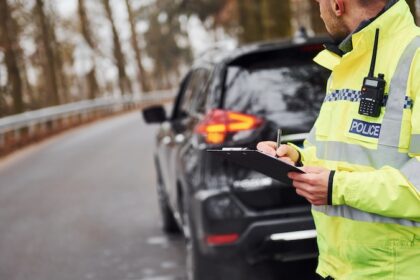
206, 233, 240, 245
195, 109, 262, 144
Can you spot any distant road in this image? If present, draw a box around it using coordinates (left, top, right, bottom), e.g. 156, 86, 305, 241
0, 112, 186, 280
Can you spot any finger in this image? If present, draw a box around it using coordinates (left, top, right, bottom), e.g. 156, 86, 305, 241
295, 188, 315, 203
294, 184, 326, 204
276, 144, 290, 157
291, 173, 321, 185
279, 157, 295, 166
257, 141, 277, 150
257, 141, 277, 156
288, 171, 303, 180
292, 180, 313, 193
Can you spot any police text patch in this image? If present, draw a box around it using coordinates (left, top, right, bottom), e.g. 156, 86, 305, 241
349, 119, 381, 138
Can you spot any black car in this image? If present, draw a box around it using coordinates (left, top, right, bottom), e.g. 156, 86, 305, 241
143, 37, 331, 280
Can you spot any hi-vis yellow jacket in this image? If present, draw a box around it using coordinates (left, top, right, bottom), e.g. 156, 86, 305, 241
295, 1, 420, 279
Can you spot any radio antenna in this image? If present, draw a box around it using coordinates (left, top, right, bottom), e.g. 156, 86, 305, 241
369, 29, 380, 78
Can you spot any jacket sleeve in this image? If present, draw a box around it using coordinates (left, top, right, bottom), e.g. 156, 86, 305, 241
288, 140, 319, 166
332, 163, 420, 222
331, 49, 420, 222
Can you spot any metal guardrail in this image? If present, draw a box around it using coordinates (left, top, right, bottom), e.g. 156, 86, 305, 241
0, 90, 175, 155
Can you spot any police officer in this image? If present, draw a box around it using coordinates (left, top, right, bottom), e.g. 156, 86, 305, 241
257, 0, 420, 279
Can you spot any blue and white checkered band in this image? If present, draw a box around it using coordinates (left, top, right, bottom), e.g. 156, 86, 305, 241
324, 89, 361, 102
404, 96, 414, 109
323, 89, 413, 109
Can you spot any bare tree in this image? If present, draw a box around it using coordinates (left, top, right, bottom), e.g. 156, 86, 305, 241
45, 2, 71, 104
260, 0, 291, 40
236, 1, 264, 43
0, 0, 24, 114
35, 0, 60, 106
102, 0, 133, 95
78, 0, 100, 99
51, 30, 70, 103
125, 0, 150, 93
308, 0, 326, 34
236, 0, 292, 43
406, 0, 418, 24
78, 0, 96, 49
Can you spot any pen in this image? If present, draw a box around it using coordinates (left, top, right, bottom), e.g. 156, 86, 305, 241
277, 128, 282, 149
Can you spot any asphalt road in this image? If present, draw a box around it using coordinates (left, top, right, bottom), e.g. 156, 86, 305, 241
0, 112, 186, 280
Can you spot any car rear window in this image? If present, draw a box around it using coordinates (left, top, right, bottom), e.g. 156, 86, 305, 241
223, 47, 330, 134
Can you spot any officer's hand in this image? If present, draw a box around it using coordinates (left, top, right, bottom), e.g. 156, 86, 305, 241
288, 166, 330, 206
256, 141, 277, 156
257, 141, 299, 165
256, 141, 300, 166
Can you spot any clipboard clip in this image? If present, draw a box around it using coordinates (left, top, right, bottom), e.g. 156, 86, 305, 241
222, 147, 248, 151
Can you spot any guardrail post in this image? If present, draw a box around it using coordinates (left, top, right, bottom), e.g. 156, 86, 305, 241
14, 128, 21, 146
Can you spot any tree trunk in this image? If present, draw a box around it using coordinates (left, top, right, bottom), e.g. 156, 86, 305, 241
125, 0, 150, 93
309, 0, 326, 34
260, 0, 291, 40
0, 0, 24, 114
78, 0, 100, 99
35, 0, 60, 106
237, 0, 264, 43
87, 69, 99, 100
237, 0, 291, 43
78, 0, 96, 49
102, 0, 132, 95
48, 24, 69, 104
406, 0, 418, 24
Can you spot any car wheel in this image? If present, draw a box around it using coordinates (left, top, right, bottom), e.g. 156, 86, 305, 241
156, 175, 180, 233
185, 212, 217, 280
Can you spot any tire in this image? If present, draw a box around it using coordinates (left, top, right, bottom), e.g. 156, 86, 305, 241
155, 166, 180, 233
185, 212, 218, 280
183, 199, 266, 280
157, 191, 180, 233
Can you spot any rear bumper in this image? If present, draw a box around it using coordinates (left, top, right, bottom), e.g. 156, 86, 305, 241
191, 189, 317, 263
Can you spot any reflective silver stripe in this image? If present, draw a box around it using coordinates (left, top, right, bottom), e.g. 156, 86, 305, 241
307, 126, 316, 144
379, 36, 420, 147
315, 138, 409, 169
313, 205, 420, 227
409, 134, 420, 154
400, 158, 420, 191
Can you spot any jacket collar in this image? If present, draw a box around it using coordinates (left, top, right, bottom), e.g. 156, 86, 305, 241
338, 0, 399, 54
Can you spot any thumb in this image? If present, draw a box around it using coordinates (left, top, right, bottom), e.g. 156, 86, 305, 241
276, 144, 299, 162
276, 145, 290, 157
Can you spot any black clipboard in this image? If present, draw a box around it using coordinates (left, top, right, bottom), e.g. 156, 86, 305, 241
208, 148, 305, 185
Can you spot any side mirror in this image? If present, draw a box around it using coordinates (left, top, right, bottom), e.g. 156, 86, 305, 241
142, 105, 167, 124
